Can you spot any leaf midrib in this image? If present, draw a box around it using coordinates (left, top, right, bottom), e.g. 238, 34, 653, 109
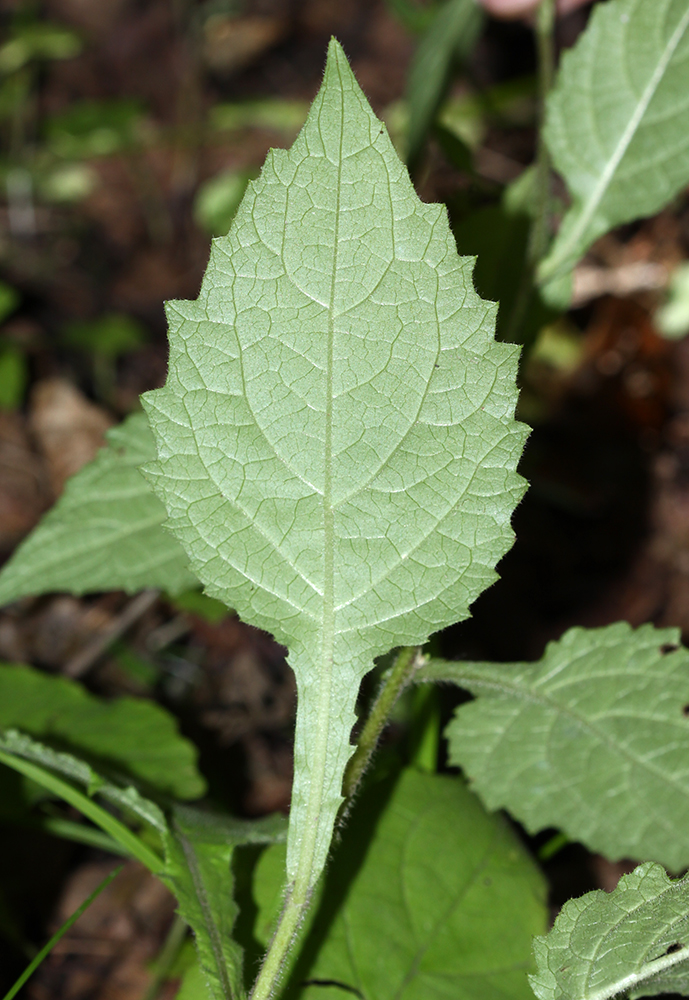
391, 815, 498, 1000
541, 0, 689, 282
177, 829, 234, 1000
289, 55, 344, 891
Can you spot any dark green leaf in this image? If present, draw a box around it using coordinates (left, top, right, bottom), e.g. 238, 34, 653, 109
406, 0, 484, 172
257, 770, 546, 1000
163, 806, 287, 1000
0, 663, 205, 800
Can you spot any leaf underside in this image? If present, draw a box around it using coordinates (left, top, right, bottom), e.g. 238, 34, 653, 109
0, 663, 205, 800
530, 862, 689, 1000
428, 621, 689, 871
256, 770, 546, 1000
540, 0, 689, 283
0, 412, 197, 606
143, 39, 527, 887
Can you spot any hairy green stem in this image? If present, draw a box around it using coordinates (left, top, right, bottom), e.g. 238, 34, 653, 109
249, 647, 422, 1000
343, 646, 422, 803
502, 0, 556, 346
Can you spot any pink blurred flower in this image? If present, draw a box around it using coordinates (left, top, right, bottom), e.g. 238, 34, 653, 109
479, 0, 594, 19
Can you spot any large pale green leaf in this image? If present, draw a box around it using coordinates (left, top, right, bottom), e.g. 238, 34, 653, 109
426, 621, 689, 870
0, 663, 205, 799
0, 412, 197, 605
530, 862, 689, 1000
163, 807, 287, 1000
142, 38, 527, 896
539, 0, 689, 284
254, 770, 546, 1000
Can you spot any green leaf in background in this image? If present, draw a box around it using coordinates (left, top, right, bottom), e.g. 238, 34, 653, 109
194, 170, 253, 237
385, 0, 441, 35
539, 0, 689, 285
0, 663, 205, 800
425, 621, 689, 870
38, 161, 98, 203
530, 862, 689, 1000
63, 313, 147, 358
45, 99, 144, 159
256, 770, 546, 1000
0, 345, 27, 410
171, 590, 232, 624
0, 412, 198, 606
142, 39, 527, 900
0, 280, 20, 323
656, 260, 689, 340
438, 75, 537, 155
405, 0, 484, 172
0, 728, 167, 832
209, 100, 308, 136
0, 22, 81, 74
163, 807, 287, 1000
453, 169, 559, 347
177, 961, 211, 1000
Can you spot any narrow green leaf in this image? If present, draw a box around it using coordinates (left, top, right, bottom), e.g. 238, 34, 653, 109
2, 863, 124, 1000
0, 728, 167, 837
0, 663, 205, 800
0, 732, 164, 871
162, 806, 287, 1000
405, 0, 484, 171
530, 862, 689, 1000
143, 38, 527, 899
539, 0, 689, 284
426, 621, 689, 870
0, 412, 197, 606
255, 770, 546, 1000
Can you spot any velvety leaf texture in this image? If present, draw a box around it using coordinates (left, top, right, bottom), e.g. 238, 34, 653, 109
539, 0, 689, 284
0, 412, 197, 605
142, 39, 527, 888
530, 862, 689, 1000
428, 622, 689, 870
256, 771, 546, 1000
0, 663, 205, 800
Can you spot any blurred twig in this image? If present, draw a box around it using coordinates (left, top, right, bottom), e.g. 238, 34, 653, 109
65, 589, 159, 678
